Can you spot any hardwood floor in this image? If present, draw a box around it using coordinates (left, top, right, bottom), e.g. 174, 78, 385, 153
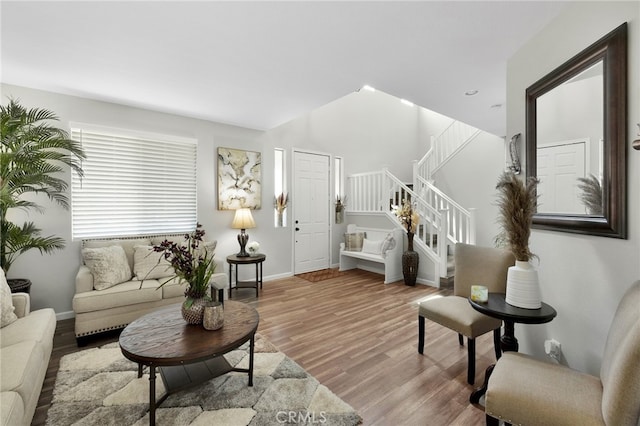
34, 269, 495, 425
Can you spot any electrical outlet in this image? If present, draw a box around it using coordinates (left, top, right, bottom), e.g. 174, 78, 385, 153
544, 339, 562, 362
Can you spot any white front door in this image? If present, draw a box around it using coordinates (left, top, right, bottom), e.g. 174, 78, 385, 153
537, 141, 586, 214
293, 151, 330, 274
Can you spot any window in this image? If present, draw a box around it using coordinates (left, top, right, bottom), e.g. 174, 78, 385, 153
274, 148, 287, 227
334, 156, 344, 200
70, 124, 197, 239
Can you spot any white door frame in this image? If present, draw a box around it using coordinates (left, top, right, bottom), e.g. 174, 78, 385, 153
291, 148, 333, 274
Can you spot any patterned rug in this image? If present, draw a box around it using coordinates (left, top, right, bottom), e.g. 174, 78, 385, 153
46, 334, 361, 425
295, 269, 343, 283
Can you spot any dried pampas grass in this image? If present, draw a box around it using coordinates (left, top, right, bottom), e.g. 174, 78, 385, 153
495, 172, 539, 262
577, 174, 603, 215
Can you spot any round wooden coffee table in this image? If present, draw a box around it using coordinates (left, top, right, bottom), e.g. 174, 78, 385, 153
119, 300, 259, 426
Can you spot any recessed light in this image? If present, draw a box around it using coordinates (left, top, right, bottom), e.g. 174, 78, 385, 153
400, 99, 414, 107
362, 85, 376, 92
465, 90, 479, 96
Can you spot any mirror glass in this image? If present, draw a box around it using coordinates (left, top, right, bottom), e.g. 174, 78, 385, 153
526, 23, 627, 238
536, 61, 603, 215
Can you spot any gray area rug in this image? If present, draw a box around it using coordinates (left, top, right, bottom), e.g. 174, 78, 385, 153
46, 334, 362, 425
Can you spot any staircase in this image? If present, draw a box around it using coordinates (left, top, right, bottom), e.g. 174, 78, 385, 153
346, 120, 480, 286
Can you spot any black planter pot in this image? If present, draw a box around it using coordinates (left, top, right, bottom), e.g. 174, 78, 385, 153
7, 278, 32, 294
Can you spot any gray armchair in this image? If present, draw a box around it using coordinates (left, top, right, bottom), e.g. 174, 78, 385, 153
418, 243, 515, 384
485, 280, 640, 425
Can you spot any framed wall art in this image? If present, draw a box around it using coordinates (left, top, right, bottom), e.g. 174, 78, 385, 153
217, 147, 262, 210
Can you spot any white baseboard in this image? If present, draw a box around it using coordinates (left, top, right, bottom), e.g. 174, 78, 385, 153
264, 272, 293, 281
56, 310, 75, 321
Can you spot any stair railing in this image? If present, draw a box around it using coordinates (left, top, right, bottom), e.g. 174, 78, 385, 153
416, 120, 482, 181
413, 175, 476, 246
347, 169, 449, 277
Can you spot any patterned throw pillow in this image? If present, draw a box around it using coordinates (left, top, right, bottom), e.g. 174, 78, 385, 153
0, 269, 18, 328
381, 232, 397, 254
82, 245, 132, 290
344, 232, 365, 251
133, 245, 174, 280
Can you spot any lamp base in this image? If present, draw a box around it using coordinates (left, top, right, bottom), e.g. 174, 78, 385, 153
237, 230, 250, 257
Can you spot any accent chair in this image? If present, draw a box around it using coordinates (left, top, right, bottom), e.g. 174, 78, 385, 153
418, 243, 515, 384
485, 280, 640, 426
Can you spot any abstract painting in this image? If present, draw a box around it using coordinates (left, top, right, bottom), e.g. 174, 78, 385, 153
217, 147, 262, 210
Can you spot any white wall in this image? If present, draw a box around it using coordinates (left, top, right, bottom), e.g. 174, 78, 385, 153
506, 1, 640, 375
433, 131, 507, 248
1, 83, 270, 316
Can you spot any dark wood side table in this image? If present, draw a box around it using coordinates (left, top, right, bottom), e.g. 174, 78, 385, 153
468, 293, 557, 404
227, 253, 265, 297
119, 301, 259, 426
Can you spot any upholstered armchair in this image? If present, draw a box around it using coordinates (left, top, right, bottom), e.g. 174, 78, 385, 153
418, 243, 515, 384
485, 280, 640, 426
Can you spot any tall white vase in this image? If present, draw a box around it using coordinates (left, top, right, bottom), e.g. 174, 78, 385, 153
505, 260, 541, 309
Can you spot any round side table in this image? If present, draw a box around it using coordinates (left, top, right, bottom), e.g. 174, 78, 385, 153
227, 254, 266, 297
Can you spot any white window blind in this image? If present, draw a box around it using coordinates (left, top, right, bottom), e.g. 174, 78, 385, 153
71, 125, 197, 239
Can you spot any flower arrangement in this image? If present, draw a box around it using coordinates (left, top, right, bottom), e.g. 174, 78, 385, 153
274, 192, 288, 214
395, 199, 419, 234
149, 223, 216, 304
247, 241, 260, 256
495, 172, 539, 262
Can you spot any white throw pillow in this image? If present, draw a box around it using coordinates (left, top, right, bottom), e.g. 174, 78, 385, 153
82, 245, 132, 290
133, 245, 174, 280
0, 269, 18, 328
197, 240, 217, 260
362, 238, 384, 255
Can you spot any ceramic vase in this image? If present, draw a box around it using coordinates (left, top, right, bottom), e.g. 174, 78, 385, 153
505, 260, 541, 309
402, 232, 419, 286
181, 297, 208, 324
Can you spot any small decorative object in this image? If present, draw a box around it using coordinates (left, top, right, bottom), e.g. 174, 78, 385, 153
203, 301, 224, 330
396, 199, 419, 286
335, 195, 346, 224
576, 174, 603, 215
145, 223, 216, 324
495, 172, 541, 309
247, 241, 260, 256
471, 285, 488, 303
231, 208, 256, 257
274, 192, 288, 227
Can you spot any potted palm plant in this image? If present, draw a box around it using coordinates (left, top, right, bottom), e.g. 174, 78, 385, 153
1, 98, 85, 289
495, 171, 541, 309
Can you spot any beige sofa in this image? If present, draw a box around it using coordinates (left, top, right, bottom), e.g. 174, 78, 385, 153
72, 234, 228, 345
1, 271, 56, 426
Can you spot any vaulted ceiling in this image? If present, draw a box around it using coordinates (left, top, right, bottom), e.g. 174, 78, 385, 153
1, 1, 567, 136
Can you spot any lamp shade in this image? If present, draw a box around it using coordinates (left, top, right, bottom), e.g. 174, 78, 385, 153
231, 208, 256, 229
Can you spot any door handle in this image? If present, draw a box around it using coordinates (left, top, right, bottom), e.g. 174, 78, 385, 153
295, 227, 300, 231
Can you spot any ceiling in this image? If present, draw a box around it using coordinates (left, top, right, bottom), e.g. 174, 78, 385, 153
1, 1, 567, 137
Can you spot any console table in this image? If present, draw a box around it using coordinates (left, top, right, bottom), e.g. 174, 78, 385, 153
227, 253, 265, 297
469, 293, 557, 403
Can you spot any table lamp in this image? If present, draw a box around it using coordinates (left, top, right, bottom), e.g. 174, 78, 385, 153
231, 208, 256, 257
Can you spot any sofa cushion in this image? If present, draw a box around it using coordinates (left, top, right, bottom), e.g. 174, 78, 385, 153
83, 237, 151, 270
72, 279, 162, 313
0, 391, 24, 426
0, 270, 17, 328
0, 340, 44, 398
133, 245, 174, 280
161, 278, 186, 299
0, 308, 56, 351
82, 245, 132, 290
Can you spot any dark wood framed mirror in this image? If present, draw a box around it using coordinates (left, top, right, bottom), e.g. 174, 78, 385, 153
526, 23, 627, 238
